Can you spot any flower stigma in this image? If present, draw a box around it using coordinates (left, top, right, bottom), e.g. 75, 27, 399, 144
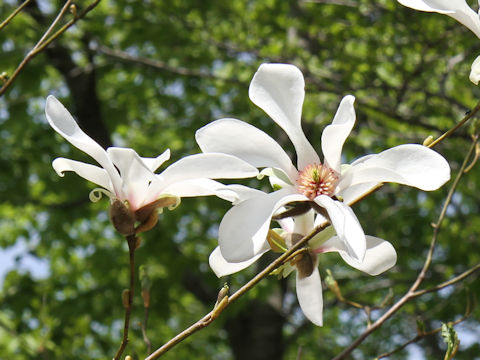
296, 163, 339, 200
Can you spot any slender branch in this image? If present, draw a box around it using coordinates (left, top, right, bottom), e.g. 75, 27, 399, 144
0, 0, 32, 31
0, 0, 102, 96
411, 263, 480, 298
331, 135, 479, 360
113, 235, 137, 360
145, 222, 330, 359
376, 316, 469, 359
428, 101, 480, 148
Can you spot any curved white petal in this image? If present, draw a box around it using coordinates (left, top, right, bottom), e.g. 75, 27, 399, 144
45, 96, 122, 192
321, 95, 356, 173
107, 147, 156, 209
141, 149, 171, 172
321, 236, 397, 276
338, 144, 450, 192
161, 178, 238, 202
196, 118, 297, 180
397, 0, 480, 38
209, 246, 266, 277
314, 196, 366, 261
249, 64, 319, 169
52, 157, 114, 193
397, 0, 457, 13
159, 153, 258, 190
218, 188, 307, 262
296, 267, 323, 326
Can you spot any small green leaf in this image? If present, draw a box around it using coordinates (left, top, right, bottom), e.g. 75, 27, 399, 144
441, 323, 459, 360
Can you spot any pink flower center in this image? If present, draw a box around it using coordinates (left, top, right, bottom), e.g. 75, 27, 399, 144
296, 163, 339, 200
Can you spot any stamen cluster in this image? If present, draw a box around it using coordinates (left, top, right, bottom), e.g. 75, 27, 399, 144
296, 163, 339, 200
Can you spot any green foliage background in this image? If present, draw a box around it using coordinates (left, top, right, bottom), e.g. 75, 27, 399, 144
0, 0, 479, 359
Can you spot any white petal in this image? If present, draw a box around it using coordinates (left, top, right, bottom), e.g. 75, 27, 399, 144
397, 0, 457, 13
222, 184, 267, 204
321, 236, 397, 276
470, 55, 480, 85
107, 147, 156, 210
45, 96, 122, 192
293, 210, 315, 236
338, 144, 450, 192
277, 217, 295, 233
209, 246, 266, 277
296, 267, 323, 326
159, 153, 258, 190
397, 0, 480, 38
141, 149, 171, 172
52, 157, 114, 193
338, 182, 379, 205
314, 196, 366, 261
321, 95, 356, 173
162, 178, 238, 202
196, 118, 297, 180
249, 64, 320, 169
218, 188, 307, 262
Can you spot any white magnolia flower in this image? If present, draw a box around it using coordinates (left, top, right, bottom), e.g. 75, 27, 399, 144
46, 95, 258, 234
210, 210, 397, 326
196, 63, 450, 264
397, 0, 480, 39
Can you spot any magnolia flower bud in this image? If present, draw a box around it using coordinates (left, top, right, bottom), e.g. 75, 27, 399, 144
109, 199, 136, 235
470, 55, 480, 85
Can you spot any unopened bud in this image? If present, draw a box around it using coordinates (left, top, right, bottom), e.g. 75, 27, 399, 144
125, 356, 133, 360
109, 199, 136, 235
69, 4, 77, 18
423, 135, 434, 147
215, 283, 229, 307
0, 72, 9, 83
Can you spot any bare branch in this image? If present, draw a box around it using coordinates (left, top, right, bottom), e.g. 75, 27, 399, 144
0, 0, 101, 96
0, 0, 32, 31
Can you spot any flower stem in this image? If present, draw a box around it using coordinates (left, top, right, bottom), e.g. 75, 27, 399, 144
113, 235, 136, 360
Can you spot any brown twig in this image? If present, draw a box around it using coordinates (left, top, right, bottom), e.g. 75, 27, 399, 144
0, 0, 32, 31
113, 235, 137, 360
0, 0, 102, 96
376, 315, 470, 359
145, 222, 330, 359
331, 135, 479, 360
